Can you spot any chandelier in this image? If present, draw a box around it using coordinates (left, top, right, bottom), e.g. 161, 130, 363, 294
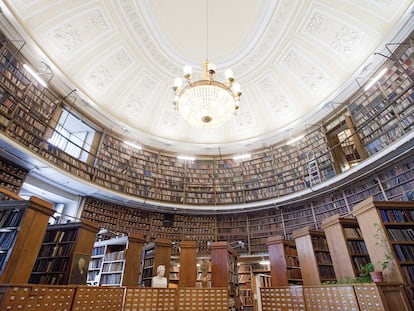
173, 61, 241, 128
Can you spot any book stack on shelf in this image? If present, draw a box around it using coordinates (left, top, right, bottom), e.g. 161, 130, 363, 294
0, 156, 28, 197
182, 215, 215, 255
238, 263, 253, 311
247, 209, 283, 253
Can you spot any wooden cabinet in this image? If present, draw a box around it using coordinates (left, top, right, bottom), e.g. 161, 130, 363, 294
0, 197, 54, 283
29, 220, 99, 285
266, 235, 302, 286
292, 227, 336, 285
322, 214, 371, 279
139, 238, 172, 287
351, 197, 414, 308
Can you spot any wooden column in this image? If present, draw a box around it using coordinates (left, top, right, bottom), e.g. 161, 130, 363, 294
266, 236, 286, 286
322, 214, 358, 279
178, 240, 197, 287
0, 197, 54, 283
123, 233, 145, 286
153, 238, 172, 279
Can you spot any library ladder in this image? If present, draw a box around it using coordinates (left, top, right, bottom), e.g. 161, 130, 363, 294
307, 150, 321, 186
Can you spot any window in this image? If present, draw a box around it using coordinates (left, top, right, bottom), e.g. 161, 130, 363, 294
48, 109, 96, 162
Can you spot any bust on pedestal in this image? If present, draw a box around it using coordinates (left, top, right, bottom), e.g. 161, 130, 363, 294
151, 265, 168, 288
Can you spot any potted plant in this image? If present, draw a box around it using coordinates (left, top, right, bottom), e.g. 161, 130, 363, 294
358, 262, 375, 283
367, 223, 393, 282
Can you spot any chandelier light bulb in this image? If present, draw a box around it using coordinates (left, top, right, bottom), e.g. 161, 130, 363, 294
183, 65, 192, 80
225, 69, 234, 83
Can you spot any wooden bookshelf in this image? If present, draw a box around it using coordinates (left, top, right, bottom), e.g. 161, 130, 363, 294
292, 227, 336, 285
210, 241, 239, 311
238, 263, 253, 311
322, 214, 371, 279
0, 197, 54, 283
29, 220, 99, 285
351, 197, 414, 308
139, 238, 172, 287
0, 156, 28, 197
266, 236, 302, 286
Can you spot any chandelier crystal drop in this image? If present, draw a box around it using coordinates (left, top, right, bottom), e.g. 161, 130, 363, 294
173, 61, 241, 128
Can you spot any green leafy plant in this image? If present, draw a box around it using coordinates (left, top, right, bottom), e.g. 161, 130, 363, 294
374, 223, 392, 271
357, 262, 374, 283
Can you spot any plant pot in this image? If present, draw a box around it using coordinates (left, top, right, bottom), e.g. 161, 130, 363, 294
370, 271, 384, 283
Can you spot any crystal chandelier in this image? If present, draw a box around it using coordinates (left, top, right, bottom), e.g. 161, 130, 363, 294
173, 61, 241, 128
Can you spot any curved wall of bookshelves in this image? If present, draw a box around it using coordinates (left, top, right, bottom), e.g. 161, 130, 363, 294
0, 29, 413, 215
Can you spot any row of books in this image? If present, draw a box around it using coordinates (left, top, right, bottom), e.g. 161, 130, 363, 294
0, 209, 24, 227
380, 209, 414, 223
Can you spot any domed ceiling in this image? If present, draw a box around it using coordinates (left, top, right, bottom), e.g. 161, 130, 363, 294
1, 0, 413, 155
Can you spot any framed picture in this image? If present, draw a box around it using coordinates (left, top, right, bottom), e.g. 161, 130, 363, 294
69, 253, 90, 285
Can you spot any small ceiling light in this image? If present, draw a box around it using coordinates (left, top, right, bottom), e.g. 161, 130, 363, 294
286, 134, 305, 145
124, 141, 142, 150
23, 62, 53, 88
177, 155, 196, 161
233, 154, 251, 161
364, 67, 388, 91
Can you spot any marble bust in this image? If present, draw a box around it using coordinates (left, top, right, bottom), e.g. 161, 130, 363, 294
151, 264, 168, 288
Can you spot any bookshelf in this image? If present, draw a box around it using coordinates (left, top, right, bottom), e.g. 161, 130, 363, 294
247, 209, 283, 254
87, 235, 128, 286
0, 197, 54, 283
266, 236, 302, 286
139, 238, 172, 287
29, 220, 99, 285
238, 263, 253, 311
210, 241, 239, 311
324, 113, 367, 174
351, 197, 414, 308
321, 214, 371, 279
0, 156, 28, 197
292, 227, 336, 285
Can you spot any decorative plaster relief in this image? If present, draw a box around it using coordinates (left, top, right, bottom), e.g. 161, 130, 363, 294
302, 67, 326, 91
88, 65, 112, 89
49, 24, 81, 56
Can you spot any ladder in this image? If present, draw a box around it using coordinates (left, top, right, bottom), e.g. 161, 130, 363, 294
307, 150, 321, 186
